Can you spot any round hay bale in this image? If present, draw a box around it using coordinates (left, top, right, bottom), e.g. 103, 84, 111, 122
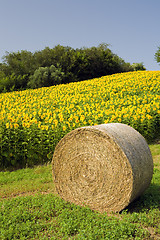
52, 123, 153, 213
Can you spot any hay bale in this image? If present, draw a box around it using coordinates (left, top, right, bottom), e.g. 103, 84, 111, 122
52, 123, 153, 213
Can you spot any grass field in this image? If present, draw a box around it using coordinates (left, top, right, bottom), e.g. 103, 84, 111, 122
0, 143, 159, 240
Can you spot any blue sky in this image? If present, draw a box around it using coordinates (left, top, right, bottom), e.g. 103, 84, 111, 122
0, 0, 160, 70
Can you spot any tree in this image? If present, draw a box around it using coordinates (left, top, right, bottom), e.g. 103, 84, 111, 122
155, 46, 160, 65
0, 74, 27, 93
131, 63, 146, 71
0, 70, 6, 80
27, 64, 64, 89
74, 43, 133, 81
0, 43, 139, 92
1, 50, 35, 76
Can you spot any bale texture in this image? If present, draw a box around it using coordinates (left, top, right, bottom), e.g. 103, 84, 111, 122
52, 123, 153, 213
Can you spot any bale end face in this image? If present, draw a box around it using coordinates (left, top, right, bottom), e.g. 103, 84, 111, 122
52, 123, 153, 213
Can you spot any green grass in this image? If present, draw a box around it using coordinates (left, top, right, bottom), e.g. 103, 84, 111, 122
0, 144, 160, 240
0, 164, 55, 199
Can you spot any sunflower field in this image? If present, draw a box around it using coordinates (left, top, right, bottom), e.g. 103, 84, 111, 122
0, 71, 160, 170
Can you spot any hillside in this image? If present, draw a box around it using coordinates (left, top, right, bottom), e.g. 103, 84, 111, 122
0, 71, 160, 170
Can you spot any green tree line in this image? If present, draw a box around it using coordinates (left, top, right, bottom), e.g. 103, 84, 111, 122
0, 43, 146, 92
155, 46, 160, 66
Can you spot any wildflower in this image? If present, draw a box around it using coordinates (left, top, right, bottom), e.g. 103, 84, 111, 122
146, 114, 153, 120
6, 123, 10, 128
63, 125, 67, 131
14, 123, 19, 128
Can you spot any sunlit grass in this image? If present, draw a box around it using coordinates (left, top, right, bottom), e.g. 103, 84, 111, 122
0, 144, 159, 239
0, 164, 55, 199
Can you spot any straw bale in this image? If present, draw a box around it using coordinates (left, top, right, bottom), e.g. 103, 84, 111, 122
52, 123, 153, 213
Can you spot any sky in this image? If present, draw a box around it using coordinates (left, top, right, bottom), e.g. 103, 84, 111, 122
0, 0, 160, 70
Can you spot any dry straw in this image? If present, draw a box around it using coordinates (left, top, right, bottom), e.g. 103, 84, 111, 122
52, 123, 153, 213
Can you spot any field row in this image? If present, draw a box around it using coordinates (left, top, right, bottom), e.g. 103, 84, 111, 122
0, 71, 160, 169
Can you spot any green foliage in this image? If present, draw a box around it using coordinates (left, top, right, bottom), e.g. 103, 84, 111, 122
155, 46, 160, 65
0, 124, 59, 170
131, 62, 146, 71
0, 74, 16, 92
27, 64, 64, 89
0, 43, 139, 92
0, 70, 6, 79
0, 194, 151, 239
0, 74, 27, 92
73, 44, 133, 81
1, 50, 35, 76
